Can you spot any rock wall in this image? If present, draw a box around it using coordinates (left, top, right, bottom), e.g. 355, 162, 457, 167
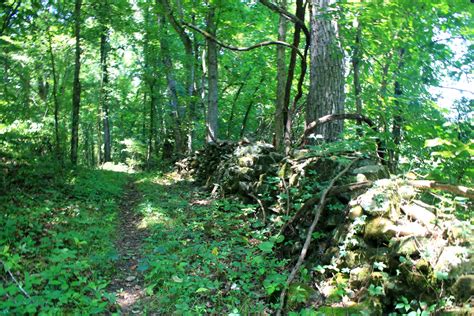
177, 142, 473, 313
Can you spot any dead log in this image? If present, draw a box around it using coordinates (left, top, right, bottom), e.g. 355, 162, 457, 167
408, 180, 474, 200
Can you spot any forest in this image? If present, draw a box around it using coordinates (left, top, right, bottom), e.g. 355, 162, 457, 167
1, 0, 473, 314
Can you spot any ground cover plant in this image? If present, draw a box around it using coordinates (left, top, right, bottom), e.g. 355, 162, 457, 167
1, 0, 473, 314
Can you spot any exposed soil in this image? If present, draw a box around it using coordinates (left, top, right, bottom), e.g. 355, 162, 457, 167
108, 181, 148, 315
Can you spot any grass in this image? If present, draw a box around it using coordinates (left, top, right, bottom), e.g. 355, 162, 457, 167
0, 163, 129, 314
135, 171, 289, 314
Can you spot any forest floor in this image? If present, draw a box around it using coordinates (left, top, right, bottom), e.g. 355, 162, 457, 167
2, 164, 279, 314
107, 181, 148, 314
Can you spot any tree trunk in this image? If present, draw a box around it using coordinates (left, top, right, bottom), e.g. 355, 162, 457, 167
227, 81, 245, 138
390, 48, 405, 173
284, 0, 305, 152
100, 29, 111, 162
142, 91, 147, 142
306, 0, 345, 142
352, 20, 362, 128
206, 5, 218, 143
70, 0, 82, 165
158, 0, 195, 153
147, 83, 157, 166
275, 0, 287, 151
240, 77, 264, 138
47, 32, 61, 161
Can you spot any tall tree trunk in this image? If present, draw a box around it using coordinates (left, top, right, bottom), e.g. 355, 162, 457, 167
70, 0, 82, 165
159, 19, 184, 154
47, 33, 61, 161
306, 0, 345, 142
100, 28, 112, 162
147, 82, 157, 166
352, 20, 362, 129
390, 48, 405, 173
206, 5, 218, 143
275, 0, 287, 151
142, 91, 147, 142
158, 0, 195, 153
227, 81, 245, 138
240, 77, 264, 138
284, 0, 305, 151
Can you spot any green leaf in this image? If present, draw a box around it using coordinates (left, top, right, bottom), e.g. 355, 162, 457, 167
258, 241, 274, 253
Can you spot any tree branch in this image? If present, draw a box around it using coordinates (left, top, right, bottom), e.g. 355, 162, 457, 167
158, 0, 193, 54
276, 158, 360, 315
182, 22, 304, 59
258, 0, 310, 40
408, 180, 474, 199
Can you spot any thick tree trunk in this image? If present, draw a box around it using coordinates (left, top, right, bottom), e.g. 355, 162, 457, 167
100, 30, 111, 162
275, 0, 287, 151
206, 6, 218, 143
70, 0, 82, 165
306, 0, 345, 142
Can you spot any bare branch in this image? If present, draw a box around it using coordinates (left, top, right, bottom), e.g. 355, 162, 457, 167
276, 158, 360, 315
408, 180, 474, 199
182, 22, 304, 59
258, 0, 310, 39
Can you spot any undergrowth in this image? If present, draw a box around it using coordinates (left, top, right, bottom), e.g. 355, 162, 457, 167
136, 172, 290, 314
0, 161, 128, 314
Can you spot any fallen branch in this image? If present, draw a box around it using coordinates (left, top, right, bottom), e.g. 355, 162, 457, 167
182, 22, 304, 59
276, 158, 360, 315
408, 180, 474, 200
1, 260, 31, 299
248, 192, 266, 225
279, 180, 372, 235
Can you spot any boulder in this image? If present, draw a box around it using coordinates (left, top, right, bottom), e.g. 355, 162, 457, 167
435, 246, 470, 274
352, 164, 388, 181
451, 275, 474, 301
364, 217, 396, 242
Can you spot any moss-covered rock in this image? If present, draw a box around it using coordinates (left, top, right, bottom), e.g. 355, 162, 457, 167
364, 217, 396, 243
435, 246, 470, 275
349, 265, 371, 286
451, 275, 474, 302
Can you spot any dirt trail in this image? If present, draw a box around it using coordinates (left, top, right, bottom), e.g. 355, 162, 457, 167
108, 181, 148, 315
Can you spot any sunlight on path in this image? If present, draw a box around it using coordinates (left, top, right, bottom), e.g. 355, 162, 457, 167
107, 181, 147, 315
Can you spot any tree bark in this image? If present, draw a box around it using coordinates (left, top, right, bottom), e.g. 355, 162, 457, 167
352, 20, 363, 128
206, 5, 218, 143
158, 0, 195, 153
227, 81, 246, 138
100, 29, 111, 162
47, 32, 61, 161
240, 77, 265, 138
275, 0, 287, 151
70, 0, 82, 165
389, 48, 405, 172
306, 0, 345, 142
159, 20, 184, 155
283, 0, 306, 152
